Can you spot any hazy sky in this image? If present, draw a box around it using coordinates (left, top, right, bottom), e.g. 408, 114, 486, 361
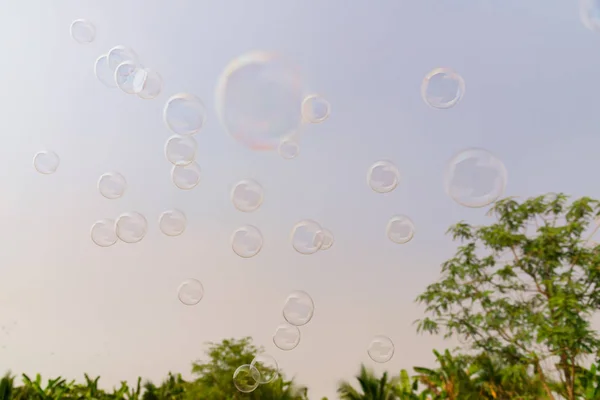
1, 0, 600, 398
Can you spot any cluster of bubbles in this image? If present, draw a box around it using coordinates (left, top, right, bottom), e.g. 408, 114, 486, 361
61, 16, 513, 391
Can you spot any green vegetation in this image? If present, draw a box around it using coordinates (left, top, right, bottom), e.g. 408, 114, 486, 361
2, 194, 600, 399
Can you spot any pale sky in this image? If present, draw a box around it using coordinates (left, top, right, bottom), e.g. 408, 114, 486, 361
1, 0, 600, 398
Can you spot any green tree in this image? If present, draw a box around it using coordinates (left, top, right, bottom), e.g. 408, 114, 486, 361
190, 337, 308, 399
415, 193, 600, 400
337, 364, 398, 400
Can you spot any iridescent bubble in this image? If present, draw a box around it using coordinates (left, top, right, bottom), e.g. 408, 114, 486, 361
251, 353, 279, 384
97, 172, 127, 200
33, 151, 60, 175
115, 212, 147, 244
282, 290, 314, 326
421, 68, 465, 109
231, 179, 264, 212
94, 55, 117, 89
580, 0, 600, 32
272, 323, 301, 351
291, 219, 324, 255
232, 364, 260, 393
165, 135, 197, 166
386, 215, 415, 244
137, 69, 163, 100
70, 19, 95, 44
90, 219, 117, 247
171, 162, 201, 190
278, 140, 299, 160
367, 161, 400, 194
231, 225, 263, 258
159, 209, 186, 237
444, 148, 507, 208
215, 51, 305, 150
163, 94, 207, 136
107, 45, 139, 72
367, 335, 395, 363
177, 279, 204, 306
115, 61, 146, 94
301, 94, 331, 123
319, 228, 334, 251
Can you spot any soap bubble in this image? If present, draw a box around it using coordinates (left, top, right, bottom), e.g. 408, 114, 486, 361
291, 219, 323, 255
421, 67, 465, 109
367, 335, 395, 363
231, 179, 264, 212
171, 162, 201, 190
301, 94, 330, 123
272, 323, 301, 351
90, 219, 117, 247
98, 172, 127, 200
278, 140, 299, 159
137, 69, 163, 100
115, 212, 147, 244
282, 290, 314, 326
177, 279, 204, 306
70, 19, 95, 44
107, 45, 139, 72
367, 161, 400, 193
232, 364, 260, 393
231, 225, 263, 258
159, 209, 187, 237
94, 55, 117, 88
163, 93, 207, 136
580, 0, 600, 32
251, 353, 279, 384
33, 151, 60, 175
165, 135, 197, 166
386, 215, 415, 244
115, 61, 146, 94
319, 228, 334, 250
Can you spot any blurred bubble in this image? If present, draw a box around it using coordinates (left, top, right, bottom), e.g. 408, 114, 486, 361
163, 93, 207, 136
581, 0, 600, 31
94, 55, 117, 89
386, 215, 415, 244
231, 179, 264, 212
231, 225, 263, 258
444, 148, 507, 208
165, 135, 197, 166
159, 209, 186, 237
115, 61, 146, 95
107, 46, 139, 73
282, 290, 314, 326
137, 69, 163, 100
319, 228, 334, 251
33, 151, 60, 175
251, 353, 279, 384
367, 161, 400, 194
70, 19, 95, 44
301, 94, 330, 123
177, 279, 204, 306
90, 219, 117, 247
367, 335, 395, 363
421, 68, 465, 109
98, 172, 126, 200
278, 140, 299, 160
232, 364, 260, 393
171, 162, 201, 190
215, 51, 305, 150
115, 212, 147, 244
272, 323, 301, 351
291, 219, 324, 255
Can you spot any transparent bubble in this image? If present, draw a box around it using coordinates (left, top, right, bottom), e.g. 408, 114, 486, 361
386, 215, 415, 244
231, 225, 263, 258
215, 51, 305, 150
107, 46, 139, 72
115, 61, 147, 95
70, 19, 95, 44
251, 353, 279, 384
581, 0, 600, 32
272, 323, 301, 351
98, 172, 127, 199
163, 93, 207, 136
320, 228, 334, 251
421, 68, 465, 109
177, 279, 204, 306
301, 94, 331, 123
159, 209, 187, 237
137, 69, 163, 100
444, 148, 507, 208
283, 290, 314, 326
232, 364, 260, 393
291, 219, 324, 255
171, 162, 201, 190
33, 151, 60, 175
367, 161, 400, 194
115, 212, 147, 244
165, 135, 197, 166
231, 179, 264, 212
90, 219, 117, 247
368, 335, 395, 363
94, 55, 117, 89
278, 140, 299, 160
